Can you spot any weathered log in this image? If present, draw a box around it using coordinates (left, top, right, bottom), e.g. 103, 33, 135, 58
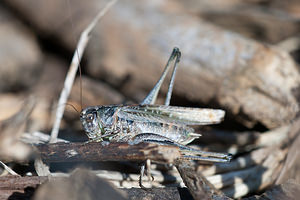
3, 0, 300, 128
36, 142, 181, 163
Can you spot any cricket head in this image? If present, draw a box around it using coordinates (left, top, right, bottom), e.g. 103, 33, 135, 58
80, 106, 104, 140
80, 105, 117, 140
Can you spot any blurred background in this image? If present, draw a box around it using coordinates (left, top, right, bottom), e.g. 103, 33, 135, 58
0, 0, 300, 199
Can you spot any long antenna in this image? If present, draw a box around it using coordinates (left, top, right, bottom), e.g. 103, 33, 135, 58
79, 62, 83, 111
66, 0, 83, 111
49, 0, 118, 143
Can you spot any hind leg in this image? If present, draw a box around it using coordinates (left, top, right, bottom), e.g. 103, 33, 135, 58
138, 47, 181, 188
132, 133, 232, 188
132, 133, 232, 162
141, 47, 181, 105
139, 159, 154, 189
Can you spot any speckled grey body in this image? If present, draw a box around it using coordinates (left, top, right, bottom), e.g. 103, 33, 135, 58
79, 47, 231, 166
80, 104, 216, 145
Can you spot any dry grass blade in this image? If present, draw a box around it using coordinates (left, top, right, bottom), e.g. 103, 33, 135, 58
22, 131, 69, 145
49, 0, 118, 143
34, 157, 51, 177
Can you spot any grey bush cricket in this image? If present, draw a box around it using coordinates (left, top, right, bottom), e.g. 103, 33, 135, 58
80, 47, 232, 188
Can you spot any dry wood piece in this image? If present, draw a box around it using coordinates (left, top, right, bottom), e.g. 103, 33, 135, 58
247, 179, 300, 200
175, 160, 231, 200
36, 142, 181, 163
0, 175, 47, 200
0, 176, 47, 190
124, 187, 191, 200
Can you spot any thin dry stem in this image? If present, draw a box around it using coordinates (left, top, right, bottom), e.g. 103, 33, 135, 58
34, 157, 51, 176
49, 0, 118, 143
22, 131, 69, 144
0, 161, 19, 176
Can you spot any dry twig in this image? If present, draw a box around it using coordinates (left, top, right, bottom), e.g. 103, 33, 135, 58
49, 0, 118, 143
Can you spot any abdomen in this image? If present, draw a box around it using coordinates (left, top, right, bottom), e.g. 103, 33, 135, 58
132, 120, 196, 144
111, 117, 199, 145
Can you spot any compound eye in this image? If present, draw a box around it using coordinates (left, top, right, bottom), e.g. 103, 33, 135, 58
86, 113, 95, 123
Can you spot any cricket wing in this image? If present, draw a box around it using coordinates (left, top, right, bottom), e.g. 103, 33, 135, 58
118, 105, 225, 125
